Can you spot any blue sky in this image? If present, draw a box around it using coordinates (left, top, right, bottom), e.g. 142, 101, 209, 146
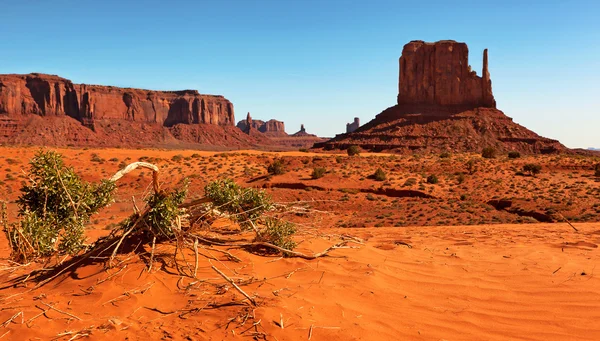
1, 0, 598, 148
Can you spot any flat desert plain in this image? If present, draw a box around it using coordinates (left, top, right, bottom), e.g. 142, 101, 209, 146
0, 147, 599, 340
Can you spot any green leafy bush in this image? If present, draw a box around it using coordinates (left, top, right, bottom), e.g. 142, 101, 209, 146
267, 159, 286, 175
347, 145, 360, 156
259, 218, 297, 251
204, 179, 273, 230
4, 150, 115, 262
123, 181, 188, 239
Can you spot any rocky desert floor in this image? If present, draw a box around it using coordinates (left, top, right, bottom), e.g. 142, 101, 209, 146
0, 146, 599, 340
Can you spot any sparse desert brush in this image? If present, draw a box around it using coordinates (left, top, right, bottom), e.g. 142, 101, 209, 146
311, 167, 326, 179
523, 163, 542, 176
90, 153, 105, 163
372, 168, 387, 181
299, 148, 309, 153
267, 158, 286, 175
171, 154, 184, 162
347, 145, 360, 156
403, 177, 417, 187
439, 151, 451, 159
465, 158, 479, 174
427, 174, 439, 184
508, 151, 521, 159
482, 147, 496, 159
594, 164, 600, 177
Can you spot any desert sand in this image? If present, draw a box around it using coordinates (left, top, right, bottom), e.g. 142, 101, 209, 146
0, 147, 599, 340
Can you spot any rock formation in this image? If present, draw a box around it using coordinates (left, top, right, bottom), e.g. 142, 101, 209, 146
346, 117, 360, 133
0, 73, 273, 148
315, 40, 566, 154
398, 40, 495, 110
236, 113, 286, 137
237, 115, 324, 149
0, 73, 234, 128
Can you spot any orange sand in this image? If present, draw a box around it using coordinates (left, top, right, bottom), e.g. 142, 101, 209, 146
0, 223, 598, 340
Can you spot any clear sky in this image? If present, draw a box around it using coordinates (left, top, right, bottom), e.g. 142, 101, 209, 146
1, 0, 598, 148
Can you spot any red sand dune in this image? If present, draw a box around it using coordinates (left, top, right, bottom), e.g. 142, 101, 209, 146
0, 223, 598, 340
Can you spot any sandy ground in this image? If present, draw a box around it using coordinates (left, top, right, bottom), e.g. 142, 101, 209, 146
1, 146, 599, 340
0, 223, 598, 340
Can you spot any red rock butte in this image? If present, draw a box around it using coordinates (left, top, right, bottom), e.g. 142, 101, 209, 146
316, 40, 567, 154
0, 73, 274, 148
398, 40, 495, 110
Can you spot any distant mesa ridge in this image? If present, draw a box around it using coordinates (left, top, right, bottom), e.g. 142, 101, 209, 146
316, 40, 566, 154
0, 73, 276, 148
0, 73, 234, 128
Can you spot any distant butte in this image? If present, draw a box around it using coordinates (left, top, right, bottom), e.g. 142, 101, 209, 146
315, 40, 566, 154
237, 114, 325, 149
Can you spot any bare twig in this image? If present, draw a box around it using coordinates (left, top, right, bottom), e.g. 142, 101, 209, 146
211, 264, 256, 306
0, 311, 22, 327
148, 236, 156, 272
40, 301, 81, 320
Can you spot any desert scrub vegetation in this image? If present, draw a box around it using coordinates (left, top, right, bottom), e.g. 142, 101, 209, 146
3, 150, 116, 262
427, 174, 439, 184
347, 145, 360, 156
311, 167, 327, 179
371, 168, 387, 181
2, 148, 359, 315
482, 147, 496, 159
508, 151, 521, 159
523, 163, 542, 176
267, 158, 286, 175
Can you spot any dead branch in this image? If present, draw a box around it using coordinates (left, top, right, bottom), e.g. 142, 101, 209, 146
40, 301, 81, 320
109, 162, 160, 193
211, 264, 256, 306
0, 311, 22, 327
557, 213, 579, 232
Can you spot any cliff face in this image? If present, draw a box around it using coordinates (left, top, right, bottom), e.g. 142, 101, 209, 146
0, 73, 234, 128
315, 40, 566, 154
398, 40, 496, 109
